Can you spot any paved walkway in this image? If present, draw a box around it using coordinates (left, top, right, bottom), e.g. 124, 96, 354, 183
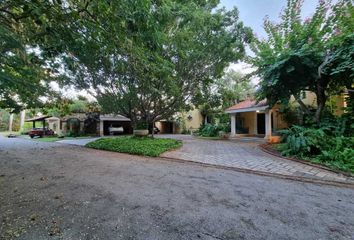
157, 134, 354, 184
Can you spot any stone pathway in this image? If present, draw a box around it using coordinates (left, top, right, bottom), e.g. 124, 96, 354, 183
157, 134, 354, 184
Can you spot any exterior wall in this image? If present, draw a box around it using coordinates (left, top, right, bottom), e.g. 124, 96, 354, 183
155, 108, 203, 134
289, 91, 317, 108
333, 94, 347, 116
238, 112, 257, 134
271, 110, 289, 130
182, 108, 203, 131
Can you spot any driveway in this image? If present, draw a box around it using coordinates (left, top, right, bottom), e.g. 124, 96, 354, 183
157, 134, 354, 184
1, 136, 354, 239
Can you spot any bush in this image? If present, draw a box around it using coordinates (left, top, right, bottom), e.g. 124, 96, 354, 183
86, 136, 182, 157
279, 125, 354, 173
135, 121, 148, 130
279, 125, 327, 157
197, 123, 228, 137
314, 137, 354, 173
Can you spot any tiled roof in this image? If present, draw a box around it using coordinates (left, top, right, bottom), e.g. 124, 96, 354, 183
226, 99, 268, 111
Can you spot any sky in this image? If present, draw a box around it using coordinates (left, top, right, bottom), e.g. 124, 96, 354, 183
219, 0, 319, 38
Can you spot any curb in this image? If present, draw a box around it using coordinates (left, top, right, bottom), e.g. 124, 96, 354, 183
158, 156, 354, 189
259, 143, 354, 178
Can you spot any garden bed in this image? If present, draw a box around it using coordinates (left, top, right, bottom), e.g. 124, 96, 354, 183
86, 136, 182, 157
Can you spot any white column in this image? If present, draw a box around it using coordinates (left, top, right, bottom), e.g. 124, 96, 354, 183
231, 113, 236, 137
19, 110, 26, 132
265, 109, 272, 140
56, 120, 61, 135
99, 120, 104, 136
9, 113, 14, 132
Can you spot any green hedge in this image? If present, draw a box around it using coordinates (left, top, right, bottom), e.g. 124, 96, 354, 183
86, 136, 182, 157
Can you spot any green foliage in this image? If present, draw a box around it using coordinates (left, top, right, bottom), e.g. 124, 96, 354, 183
69, 100, 88, 113
314, 137, 354, 173
197, 123, 228, 137
0, 110, 10, 131
135, 122, 148, 130
0, 1, 77, 112
279, 125, 354, 173
279, 126, 326, 156
86, 136, 182, 157
217, 70, 254, 108
251, 0, 354, 123
58, 1, 251, 126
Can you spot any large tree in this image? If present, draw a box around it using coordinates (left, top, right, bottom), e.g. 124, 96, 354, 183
60, 0, 252, 127
0, 1, 96, 112
250, 0, 353, 123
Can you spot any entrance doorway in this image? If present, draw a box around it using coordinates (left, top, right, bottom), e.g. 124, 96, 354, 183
257, 113, 265, 134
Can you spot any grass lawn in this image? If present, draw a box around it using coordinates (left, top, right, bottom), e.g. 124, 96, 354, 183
86, 136, 182, 157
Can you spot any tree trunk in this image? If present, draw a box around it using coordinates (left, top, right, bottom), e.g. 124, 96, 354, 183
315, 83, 327, 124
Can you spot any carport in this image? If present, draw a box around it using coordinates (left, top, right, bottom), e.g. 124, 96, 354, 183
99, 114, 132, 136
25, 115, 52, 130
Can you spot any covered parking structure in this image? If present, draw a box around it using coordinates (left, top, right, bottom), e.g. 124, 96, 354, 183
25, 115, 52, 130
99, 114, 133, 136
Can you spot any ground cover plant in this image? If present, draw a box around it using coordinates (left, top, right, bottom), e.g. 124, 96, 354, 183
86, 136, 182, 157
277, 124, 354, 174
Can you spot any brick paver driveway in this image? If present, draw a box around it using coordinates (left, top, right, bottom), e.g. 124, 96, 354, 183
157, 134, 354, 184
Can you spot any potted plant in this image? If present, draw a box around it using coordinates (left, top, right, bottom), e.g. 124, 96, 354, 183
133, 121, 149, 137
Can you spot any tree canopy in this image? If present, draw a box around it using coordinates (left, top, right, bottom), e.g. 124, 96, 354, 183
250, 0, 354, 123
56, 0, 252, 126
0, 1, 79, 112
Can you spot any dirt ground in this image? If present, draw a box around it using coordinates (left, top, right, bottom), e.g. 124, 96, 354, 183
1, 136, 354, 240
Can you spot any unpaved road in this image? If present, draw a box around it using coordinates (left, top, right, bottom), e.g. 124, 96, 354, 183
0, 136, 354, 240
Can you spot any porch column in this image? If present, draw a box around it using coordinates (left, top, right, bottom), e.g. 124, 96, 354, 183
19, 110, 26, 132
99, 120, 104, 136
8, 113, 14, 132
231, 113, 236, 137
265, 109, 272, 140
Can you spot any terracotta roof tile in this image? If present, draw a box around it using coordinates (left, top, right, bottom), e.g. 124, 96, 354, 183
226, 99, 268, 111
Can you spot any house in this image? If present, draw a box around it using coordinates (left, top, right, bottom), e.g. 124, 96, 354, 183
225, 91, 347, 142
22, 109, 202, 136
155, 108, 203, 134
225, 99, 284, 142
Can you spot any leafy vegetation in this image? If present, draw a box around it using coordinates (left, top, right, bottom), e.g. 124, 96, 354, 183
86, 136, 182, 157
55, 1, 251, 128
278, 124, 354, 173
251, 0, 353, 123
0, 1, 79, 112
196, 123, 229, 138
